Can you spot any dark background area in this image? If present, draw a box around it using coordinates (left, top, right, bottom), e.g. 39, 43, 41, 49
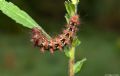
0, 0, 120, 76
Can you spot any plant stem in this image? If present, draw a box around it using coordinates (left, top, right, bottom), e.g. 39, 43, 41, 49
69, 46, 75, 76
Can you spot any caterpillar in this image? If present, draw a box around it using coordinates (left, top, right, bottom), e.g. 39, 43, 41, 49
31, 15, 80, 53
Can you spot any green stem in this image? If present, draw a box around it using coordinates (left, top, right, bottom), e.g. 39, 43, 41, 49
69, 46, 75, 76
68, 1, 78, 76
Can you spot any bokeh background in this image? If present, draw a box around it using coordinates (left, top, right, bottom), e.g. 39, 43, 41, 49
0, 0, 120, 76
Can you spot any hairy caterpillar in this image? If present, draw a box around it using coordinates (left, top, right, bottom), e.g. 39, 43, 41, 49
31, 15, 80, 53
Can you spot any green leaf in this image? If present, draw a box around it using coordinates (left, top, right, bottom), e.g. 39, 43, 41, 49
0, 0, 39, 28
64, 47, 70, 58
65, 1, 75, 17
74, 58, 87, 74
65, 1, 71, 16
65, 14, 70, 23
72, 38, 81, 47
71, 0, 79, 5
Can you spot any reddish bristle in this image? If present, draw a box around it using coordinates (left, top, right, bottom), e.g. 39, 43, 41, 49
31, 15, 80, 54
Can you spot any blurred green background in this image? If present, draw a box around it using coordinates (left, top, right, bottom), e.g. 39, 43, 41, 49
0, 0, 120, 76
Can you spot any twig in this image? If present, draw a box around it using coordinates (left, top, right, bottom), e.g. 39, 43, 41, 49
69, 46, 75, 76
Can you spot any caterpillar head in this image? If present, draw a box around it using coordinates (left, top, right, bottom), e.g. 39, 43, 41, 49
70, 15, 80, 25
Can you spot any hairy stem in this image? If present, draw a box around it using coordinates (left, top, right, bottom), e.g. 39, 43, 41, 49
69, 46, 75, 76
